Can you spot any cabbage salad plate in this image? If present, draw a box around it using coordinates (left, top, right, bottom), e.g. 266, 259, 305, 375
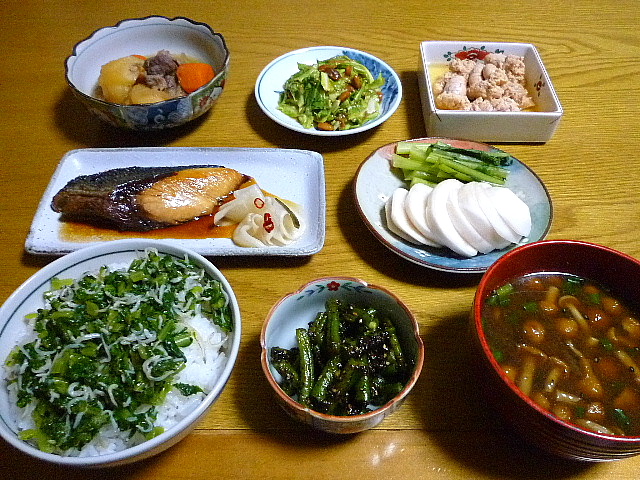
354, 138, 552, 274
26, 147, 326, 256
255, 46, 402, 136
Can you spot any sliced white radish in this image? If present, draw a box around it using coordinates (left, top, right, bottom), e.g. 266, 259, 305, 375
426, 179, 478, 257
405, 183, 442, 247
473, 182, 522, 244
457, 182, 510, 251
387, 188, 435, 245
485, 186, 532, 238
385, 195, 420, 244
447, 183, 495, 254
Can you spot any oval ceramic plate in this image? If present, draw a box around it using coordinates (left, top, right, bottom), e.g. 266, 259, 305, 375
354, 138, 553, 274
255, 46, 402, 136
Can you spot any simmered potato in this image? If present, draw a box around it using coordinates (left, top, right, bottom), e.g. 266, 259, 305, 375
99, 56, 145, 104
128, 84, 171, 104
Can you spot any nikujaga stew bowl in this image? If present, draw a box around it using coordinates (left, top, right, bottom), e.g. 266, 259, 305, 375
65, 16, 230, 130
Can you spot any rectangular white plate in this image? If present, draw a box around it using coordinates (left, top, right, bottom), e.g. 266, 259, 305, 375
25, 147, 326, 256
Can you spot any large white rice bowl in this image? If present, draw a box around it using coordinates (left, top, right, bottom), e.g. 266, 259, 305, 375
0, 240, 241, 467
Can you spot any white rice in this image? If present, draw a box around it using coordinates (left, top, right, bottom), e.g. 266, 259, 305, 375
5, 302, 229, 457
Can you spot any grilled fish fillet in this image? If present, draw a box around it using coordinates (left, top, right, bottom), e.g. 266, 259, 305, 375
51, 165, 247, 231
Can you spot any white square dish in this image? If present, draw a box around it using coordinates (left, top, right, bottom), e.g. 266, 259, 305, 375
25, 147, 326, 256
418, 41, 563, 143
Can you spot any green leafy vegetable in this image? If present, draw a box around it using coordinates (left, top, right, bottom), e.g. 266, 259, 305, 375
174, 383, 204, 396
277, 55, 385, 131
5, 249, 232, 454
270, 299, 413, 416
393, 141, 513, 187
614, 408, 632, 432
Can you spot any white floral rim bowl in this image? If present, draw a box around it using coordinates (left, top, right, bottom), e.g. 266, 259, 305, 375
419, 41, 563, 143
65, 16, 230, 130
0, 239, 241, 467
260, 276, 424, 433
255, 46, 402, 136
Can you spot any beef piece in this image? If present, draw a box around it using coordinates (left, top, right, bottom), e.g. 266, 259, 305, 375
145, 50, 179, 76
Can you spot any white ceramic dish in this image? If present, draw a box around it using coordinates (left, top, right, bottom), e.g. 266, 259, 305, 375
354, 138, 553, 274
419, 41, 563, 143
0, 239, 241, 467
25, 147, 326, 256
255, 46, 402, 136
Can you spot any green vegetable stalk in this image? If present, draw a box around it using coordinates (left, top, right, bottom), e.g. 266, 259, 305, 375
278, 55, 385, 131
270, 299, 413, 416
393, 141, 513, 188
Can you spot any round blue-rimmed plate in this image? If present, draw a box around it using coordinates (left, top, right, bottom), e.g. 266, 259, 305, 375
255, 46, 402, 136
353, 138, 553, 274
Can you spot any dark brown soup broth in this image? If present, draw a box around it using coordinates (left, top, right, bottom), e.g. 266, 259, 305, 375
483, 273, 640, 436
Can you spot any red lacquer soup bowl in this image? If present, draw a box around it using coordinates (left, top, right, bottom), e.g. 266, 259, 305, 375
471, 240, 640, 461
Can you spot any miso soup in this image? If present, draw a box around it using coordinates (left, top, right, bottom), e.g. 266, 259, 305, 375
483, 273, 640, 436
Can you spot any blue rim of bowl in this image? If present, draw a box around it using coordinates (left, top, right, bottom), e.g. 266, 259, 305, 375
354, 138, 554, 274
254, 46, 403, 136
64, 15, 230, 109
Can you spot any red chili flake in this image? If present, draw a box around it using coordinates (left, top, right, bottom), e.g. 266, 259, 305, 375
455, 48, 489, 61
254, 198, 265, 209
327, 281, 340, 291
263, 213, 275, 233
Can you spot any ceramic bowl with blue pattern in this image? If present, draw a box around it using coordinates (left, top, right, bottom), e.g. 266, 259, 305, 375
65, 16, 230, 131
255, 46, 402, 136
0, 239, 242, 467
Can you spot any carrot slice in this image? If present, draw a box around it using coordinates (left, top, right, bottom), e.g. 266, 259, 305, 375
132, 54, 147, 60
177, 63, 215, 93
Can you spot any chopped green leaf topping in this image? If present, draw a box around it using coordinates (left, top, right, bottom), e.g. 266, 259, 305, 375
4, 249, 232, 454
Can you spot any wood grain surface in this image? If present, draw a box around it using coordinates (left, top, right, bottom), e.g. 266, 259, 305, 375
1, 0, 639, 478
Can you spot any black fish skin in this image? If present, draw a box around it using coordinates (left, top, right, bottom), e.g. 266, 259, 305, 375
52, 165, 226, 231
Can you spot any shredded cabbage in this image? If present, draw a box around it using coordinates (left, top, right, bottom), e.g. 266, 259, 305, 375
277, 55, 385, 131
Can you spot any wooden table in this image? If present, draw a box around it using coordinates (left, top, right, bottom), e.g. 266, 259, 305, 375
2, 0, 640, 478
